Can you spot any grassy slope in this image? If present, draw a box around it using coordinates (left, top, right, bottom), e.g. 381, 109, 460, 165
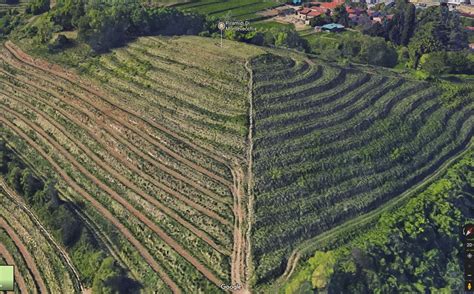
174, 0, 285, 21
249, 51, 473, 285
282, 148, 473, 293
0, 36, 262, 292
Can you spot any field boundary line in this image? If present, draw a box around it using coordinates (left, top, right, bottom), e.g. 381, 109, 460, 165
0, 117, 182, 293
275, 139, 473, 289
0, 216, 48, 293
0, 96, 230, 254
0, 179, 84, 292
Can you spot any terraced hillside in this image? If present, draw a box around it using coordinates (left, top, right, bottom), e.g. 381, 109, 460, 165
250, 53, 474, 283
0, 187, 78, 293
175, 0, 284, 21
0, 37, 262, 292
0, 0, 29, 12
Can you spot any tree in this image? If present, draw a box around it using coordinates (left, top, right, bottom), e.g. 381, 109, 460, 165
7, 164, 21, 192
400, 2, 415, 45
21, 169, 37, 199
333, 5, 349, 27
360, 38, 398, 67
92, 258, 140, 293
419, 52, 449, 76
26, 0, 50, 15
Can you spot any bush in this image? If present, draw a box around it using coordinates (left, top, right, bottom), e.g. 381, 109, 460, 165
26, 0, 50, 15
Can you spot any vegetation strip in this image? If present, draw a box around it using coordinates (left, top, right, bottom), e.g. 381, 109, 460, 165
0, 107, 225, 286
0, 117, 181, 293
0, 217, 47, 293
0, 242, 28, 293
0, 98, 229, 255
0, 179, 83, 292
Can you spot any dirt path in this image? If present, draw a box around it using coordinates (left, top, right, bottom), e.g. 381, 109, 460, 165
0, 179, 84, 292
0, 217, 47, 293
0, 108, 225, 286
0, 117, 182, 294
0, 99, 229, 256
244, 60, 255, 290
3, 42, 232, 185
230, 60, 255, 294
230, 163, 246, 289
0, 243, 28, 293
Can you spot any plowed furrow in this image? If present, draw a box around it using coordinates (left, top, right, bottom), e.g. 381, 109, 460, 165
0, 217, 47, 293
0, 92, 232, 247
0, 117, 181, 293
0, 243, 28, 293
4, 41, 232, 181
0, 110, 225, 286
0, 63, 230, 206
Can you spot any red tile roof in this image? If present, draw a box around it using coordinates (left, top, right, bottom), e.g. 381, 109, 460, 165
308, 10, 324, 16
299, 7, 312, 14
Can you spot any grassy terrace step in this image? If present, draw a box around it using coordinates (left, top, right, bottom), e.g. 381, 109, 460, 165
3, 36, 265, 292
250, 53, 474, 283
254, 80, 427, 152
0, 128, 171, 292
256, 76, 390, 132
256, 72, 377, 127
0, 119, 225, 292
255, 105, 471, 222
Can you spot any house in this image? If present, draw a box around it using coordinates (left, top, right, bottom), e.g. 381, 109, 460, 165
321, 23, 345, 32
297, 7, 312, 19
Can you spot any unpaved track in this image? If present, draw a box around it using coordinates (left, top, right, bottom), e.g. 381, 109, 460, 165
244, 60, 255, 291
0, 217, 47, 293
0, 98, 230, 255
0, 179, 84, 292
0, 117, 181, 294
2, 41, 253, 290
0, 243, 28, 293
3, 41, 232, 185
0, 108, 225, 286
230, 60, 254, 294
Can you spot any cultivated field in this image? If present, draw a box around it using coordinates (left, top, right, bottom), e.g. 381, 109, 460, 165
0, 36, 262, 292
0, 0, 28, 12
250, 53, 474, 283
174, 0, 285, 21
0, 34, 472, 293
0, 188, 78, 293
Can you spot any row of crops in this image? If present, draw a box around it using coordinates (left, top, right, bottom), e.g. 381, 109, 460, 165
250, 53, 474, 283
174, 0, 285, 21
0, 189, 77, 293
0, 37, 259, 292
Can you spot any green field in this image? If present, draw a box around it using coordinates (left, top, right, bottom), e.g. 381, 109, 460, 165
0, 27, 472, 293
174, 0, 285, 21
249, 52, 473, 284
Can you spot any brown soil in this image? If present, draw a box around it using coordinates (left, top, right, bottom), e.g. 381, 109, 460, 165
0, 107, 224, 287
4, 41, 232, 186
0, 243, 28, 293
0, 118, 181, 293
0, 101, 229, 256
0, 217, 47, 293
